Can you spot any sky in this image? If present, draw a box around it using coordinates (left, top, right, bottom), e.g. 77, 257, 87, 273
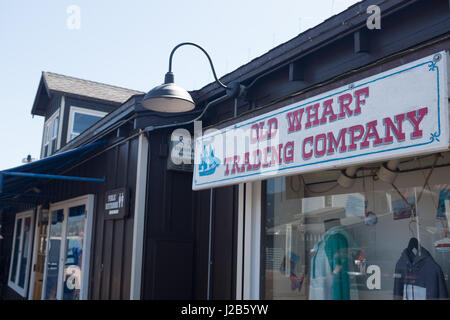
0, 0, 361, 170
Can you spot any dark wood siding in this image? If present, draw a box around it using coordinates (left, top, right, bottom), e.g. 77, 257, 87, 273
191, 186, 239, 300
39, 137, 139, 300
142, 131, 197, 299
192, 189, 210, 299
44, 95, 61, 121
141, 128, 239, 300
210, 186, 239, 299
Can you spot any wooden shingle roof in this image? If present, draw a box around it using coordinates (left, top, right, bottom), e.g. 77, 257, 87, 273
42, 71, 143, 104
31, 71, 144, 116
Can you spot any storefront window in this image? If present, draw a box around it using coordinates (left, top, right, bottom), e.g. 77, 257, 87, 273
263, 159, 450, 300
8, 211, 34, 297
45, 209, 64, 300
42, 195, 93, 300
62, 205, 85, 300
18, 217, 32, 288
10, 218, 22, 284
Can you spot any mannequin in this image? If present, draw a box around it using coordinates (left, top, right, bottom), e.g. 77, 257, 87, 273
309, 217, 355, 300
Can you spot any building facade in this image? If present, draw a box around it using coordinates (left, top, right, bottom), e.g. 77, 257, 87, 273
1, 0, 449, 301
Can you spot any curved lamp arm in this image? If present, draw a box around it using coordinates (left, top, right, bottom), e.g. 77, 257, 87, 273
166, 42, 229, 90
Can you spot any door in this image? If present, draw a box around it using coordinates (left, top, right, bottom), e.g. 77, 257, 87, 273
7, 210, 35, 297
61, 204, 86, 300
42, 195, 94, 300
32, 211, 49, 300
43, 209, 64, 300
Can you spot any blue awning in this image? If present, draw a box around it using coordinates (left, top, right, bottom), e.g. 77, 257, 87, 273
0, 140, 106, 206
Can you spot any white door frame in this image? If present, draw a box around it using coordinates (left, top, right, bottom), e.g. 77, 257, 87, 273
28, 205, 42, 300
7, 209, 35, 298
42, 194, 94, 300
237, 181, 262, 300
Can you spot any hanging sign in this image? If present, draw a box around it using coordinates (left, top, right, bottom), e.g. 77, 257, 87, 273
193, 51, 449, 190
104, 188, 128, 219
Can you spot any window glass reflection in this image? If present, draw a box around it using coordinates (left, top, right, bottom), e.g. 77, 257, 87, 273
71, 113, 102, 140
45, 209, 64, 300
10, 218, 22, 283
18, 217, 31, 288
264, 173, 450, 300
63, 205, 85, 300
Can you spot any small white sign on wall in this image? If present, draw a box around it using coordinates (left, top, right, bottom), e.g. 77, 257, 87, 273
193, 51, 450, 190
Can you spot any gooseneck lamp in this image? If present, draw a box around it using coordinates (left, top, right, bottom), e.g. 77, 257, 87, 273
141, 42, 231, 113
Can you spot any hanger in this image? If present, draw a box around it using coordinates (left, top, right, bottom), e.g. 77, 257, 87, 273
407, 207, 421, 255
407, 237, 418, 252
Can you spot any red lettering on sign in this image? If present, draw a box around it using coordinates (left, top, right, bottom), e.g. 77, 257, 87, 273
348, 125, 365, 151
406, 107, 428, 139
302, 136, 314, 160
361, 120, 383, 148
383, 114, 406, 144
327, 129, 347, 154
287, 109, 304, 133
231, 155, 241, 174
315, 134, 327, 157
284, 141, 295, 163
305, 104, 320, 129
354, 87, 369, 115
320, 99, 337, 124
224, 157, 233, 175
338, 93, 353, 119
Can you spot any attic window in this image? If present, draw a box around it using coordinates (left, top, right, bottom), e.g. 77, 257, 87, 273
67, 107, 107, 142
43, 110, 59, 157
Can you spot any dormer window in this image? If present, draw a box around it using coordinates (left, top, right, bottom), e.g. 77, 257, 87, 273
32, 72, 142, 154
67, 107, 107, 142
43, 110, 60, 157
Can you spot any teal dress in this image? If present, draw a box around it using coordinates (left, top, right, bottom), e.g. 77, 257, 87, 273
310, 226, 356, 300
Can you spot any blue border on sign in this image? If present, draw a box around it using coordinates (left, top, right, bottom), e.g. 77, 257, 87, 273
194, 60, 442, 187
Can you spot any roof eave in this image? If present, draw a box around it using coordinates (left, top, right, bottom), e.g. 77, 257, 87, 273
48, 90, 124, 106
191, 0, 417, 104
30, 74, 52, 116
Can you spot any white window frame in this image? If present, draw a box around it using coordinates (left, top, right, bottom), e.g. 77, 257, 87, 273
42, 110, 60, 158
242, 158, 450, 300
67, 106, 107, 143
41, 194, 95, 300
8, 210, 35, 297
57, 96, 65, 150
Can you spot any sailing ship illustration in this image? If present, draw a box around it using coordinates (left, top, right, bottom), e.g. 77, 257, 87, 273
198, 145, 220, 176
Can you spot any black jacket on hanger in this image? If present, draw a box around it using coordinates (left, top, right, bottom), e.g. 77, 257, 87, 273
393, 246, 448, 300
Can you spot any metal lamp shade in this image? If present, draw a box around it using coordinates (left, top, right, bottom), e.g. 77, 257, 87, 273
141, 82, 195, 113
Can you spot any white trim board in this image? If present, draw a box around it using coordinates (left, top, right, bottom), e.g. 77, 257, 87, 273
130, 133, 149, 300
28, 206, 41, 300
42, 194, 95, 300
242, 181, 262, 300
57, 96, 65, 150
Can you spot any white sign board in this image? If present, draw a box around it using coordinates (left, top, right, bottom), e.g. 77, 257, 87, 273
193, 52, 450, 190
